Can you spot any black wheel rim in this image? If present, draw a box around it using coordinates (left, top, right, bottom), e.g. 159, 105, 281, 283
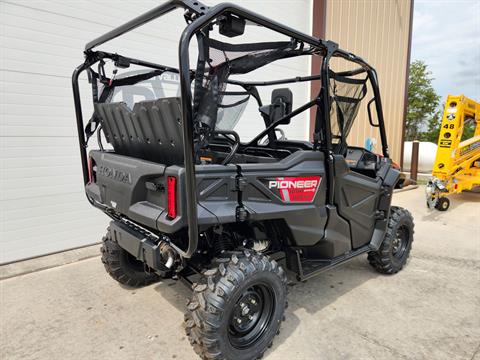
228, 283, 276, 349
392, 225, 409, 259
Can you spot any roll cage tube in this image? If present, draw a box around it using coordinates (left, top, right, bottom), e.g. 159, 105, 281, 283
84, 0, 210, 51
367, 68, 389, 158
321, 45, 336, 205
72, 63, 90, 186
178, 2, 333, 259
73, 0, 389, 259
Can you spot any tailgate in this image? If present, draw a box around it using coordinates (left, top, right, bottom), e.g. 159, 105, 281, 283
86, 151, 168, 228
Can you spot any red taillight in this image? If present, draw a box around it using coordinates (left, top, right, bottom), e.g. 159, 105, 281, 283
167, 176, 177, 219
87, 157, 94, 184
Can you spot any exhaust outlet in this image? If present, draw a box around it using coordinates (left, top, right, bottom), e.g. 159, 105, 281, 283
109, 220, 179, 272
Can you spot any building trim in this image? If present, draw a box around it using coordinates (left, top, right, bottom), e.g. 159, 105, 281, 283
309, 0, 327, 140
400, 0, 415, 169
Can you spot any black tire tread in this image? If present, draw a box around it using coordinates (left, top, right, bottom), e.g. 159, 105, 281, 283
368, 206, 414, 274
185, 251, 287, 360
435, 197, 450, 211
100, 228, 159, 287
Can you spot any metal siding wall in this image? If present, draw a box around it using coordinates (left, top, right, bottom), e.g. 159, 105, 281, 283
325, 0, 411, 162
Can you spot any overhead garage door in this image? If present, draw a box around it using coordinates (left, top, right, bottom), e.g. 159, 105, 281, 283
0, 0, 312, 263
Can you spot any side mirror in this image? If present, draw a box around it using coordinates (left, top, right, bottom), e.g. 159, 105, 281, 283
270, 88, 293, 124
219, 14, 246, 37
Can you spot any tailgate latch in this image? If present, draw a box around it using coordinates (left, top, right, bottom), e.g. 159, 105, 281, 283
145, 181, 164, 192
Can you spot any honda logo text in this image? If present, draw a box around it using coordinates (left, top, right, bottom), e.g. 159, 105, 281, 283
98, 165, 132, 184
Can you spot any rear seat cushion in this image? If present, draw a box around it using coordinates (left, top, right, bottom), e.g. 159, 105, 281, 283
95, 97, 184, 165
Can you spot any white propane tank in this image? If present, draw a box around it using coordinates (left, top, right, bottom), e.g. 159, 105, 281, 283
403, 141, 438, 173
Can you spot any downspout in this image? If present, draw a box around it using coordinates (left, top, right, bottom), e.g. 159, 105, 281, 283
309, 0, 327, 140
400, 0, 415, 170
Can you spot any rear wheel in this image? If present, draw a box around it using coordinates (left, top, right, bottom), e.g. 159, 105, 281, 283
100, 229, 159, 287
185, 251, 287, 360
368, 206, 414, 274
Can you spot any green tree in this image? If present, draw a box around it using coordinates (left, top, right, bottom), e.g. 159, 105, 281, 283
406, 60, 441, 141
419, 108, 442, 143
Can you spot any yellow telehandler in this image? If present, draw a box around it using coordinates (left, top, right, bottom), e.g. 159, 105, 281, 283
426, 95, 480, 210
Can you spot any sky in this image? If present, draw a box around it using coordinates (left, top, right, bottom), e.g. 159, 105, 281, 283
411, 0, 480, 103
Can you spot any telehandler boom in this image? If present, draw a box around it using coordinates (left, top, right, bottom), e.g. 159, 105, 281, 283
426, 95, 480, 210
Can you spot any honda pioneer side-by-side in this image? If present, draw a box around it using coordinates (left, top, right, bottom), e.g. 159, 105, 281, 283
72, 1, 414, 359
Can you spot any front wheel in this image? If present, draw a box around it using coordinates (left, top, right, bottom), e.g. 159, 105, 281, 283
368, 206, 414, 274
435, 197, 450, 211
185, 251, 287, 360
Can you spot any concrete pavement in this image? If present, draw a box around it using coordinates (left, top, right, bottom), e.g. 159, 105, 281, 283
1, 186, 479, 359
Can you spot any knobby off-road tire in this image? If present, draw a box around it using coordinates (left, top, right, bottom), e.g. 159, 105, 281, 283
184, 251, 287, 360
100, 229, 159, 287
368, 206, 414, 274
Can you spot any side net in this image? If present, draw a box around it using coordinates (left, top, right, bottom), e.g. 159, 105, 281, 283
328, 71, 368, 144
193, 35, 306, 147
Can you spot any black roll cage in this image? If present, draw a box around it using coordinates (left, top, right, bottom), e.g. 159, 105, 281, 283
72, 0, 389, 258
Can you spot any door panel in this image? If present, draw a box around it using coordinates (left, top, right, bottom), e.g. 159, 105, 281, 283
240, 151, 328, 247
333, 155, 382, 249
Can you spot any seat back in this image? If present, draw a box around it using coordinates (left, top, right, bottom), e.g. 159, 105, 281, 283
94, 97, 184, 165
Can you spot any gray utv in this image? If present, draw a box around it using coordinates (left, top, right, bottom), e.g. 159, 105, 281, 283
72, 1, 414, 359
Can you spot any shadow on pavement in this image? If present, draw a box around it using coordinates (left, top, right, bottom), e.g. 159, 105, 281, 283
149, 254, 379, 356
269, 255, 378, 354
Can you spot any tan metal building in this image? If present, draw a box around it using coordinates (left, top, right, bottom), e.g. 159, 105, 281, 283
311, 0, 414, 165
